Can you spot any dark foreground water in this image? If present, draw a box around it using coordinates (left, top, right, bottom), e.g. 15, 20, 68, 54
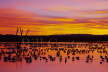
0, 42, 108, 72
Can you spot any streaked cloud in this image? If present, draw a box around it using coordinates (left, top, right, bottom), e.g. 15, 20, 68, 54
0, 0, 108, 35
0, 8, 108, 35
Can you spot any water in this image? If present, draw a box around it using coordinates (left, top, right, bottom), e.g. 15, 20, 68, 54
0, 42, 108, 72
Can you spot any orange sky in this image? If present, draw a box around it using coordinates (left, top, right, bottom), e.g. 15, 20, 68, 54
0, 0, 108, 35
0, 8, 108, 35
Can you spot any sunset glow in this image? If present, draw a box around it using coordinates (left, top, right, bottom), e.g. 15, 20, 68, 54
0, 0, 108, 35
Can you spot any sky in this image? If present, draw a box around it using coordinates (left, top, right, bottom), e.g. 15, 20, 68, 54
0, 0, 108, 35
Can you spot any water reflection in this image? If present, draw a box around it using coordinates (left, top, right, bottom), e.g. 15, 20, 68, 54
0, 42, 108, 64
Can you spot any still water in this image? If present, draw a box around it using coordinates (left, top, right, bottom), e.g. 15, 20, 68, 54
0, 42, 108, 72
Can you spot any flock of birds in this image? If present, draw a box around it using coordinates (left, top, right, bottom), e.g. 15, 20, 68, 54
0, 42, 108, 64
